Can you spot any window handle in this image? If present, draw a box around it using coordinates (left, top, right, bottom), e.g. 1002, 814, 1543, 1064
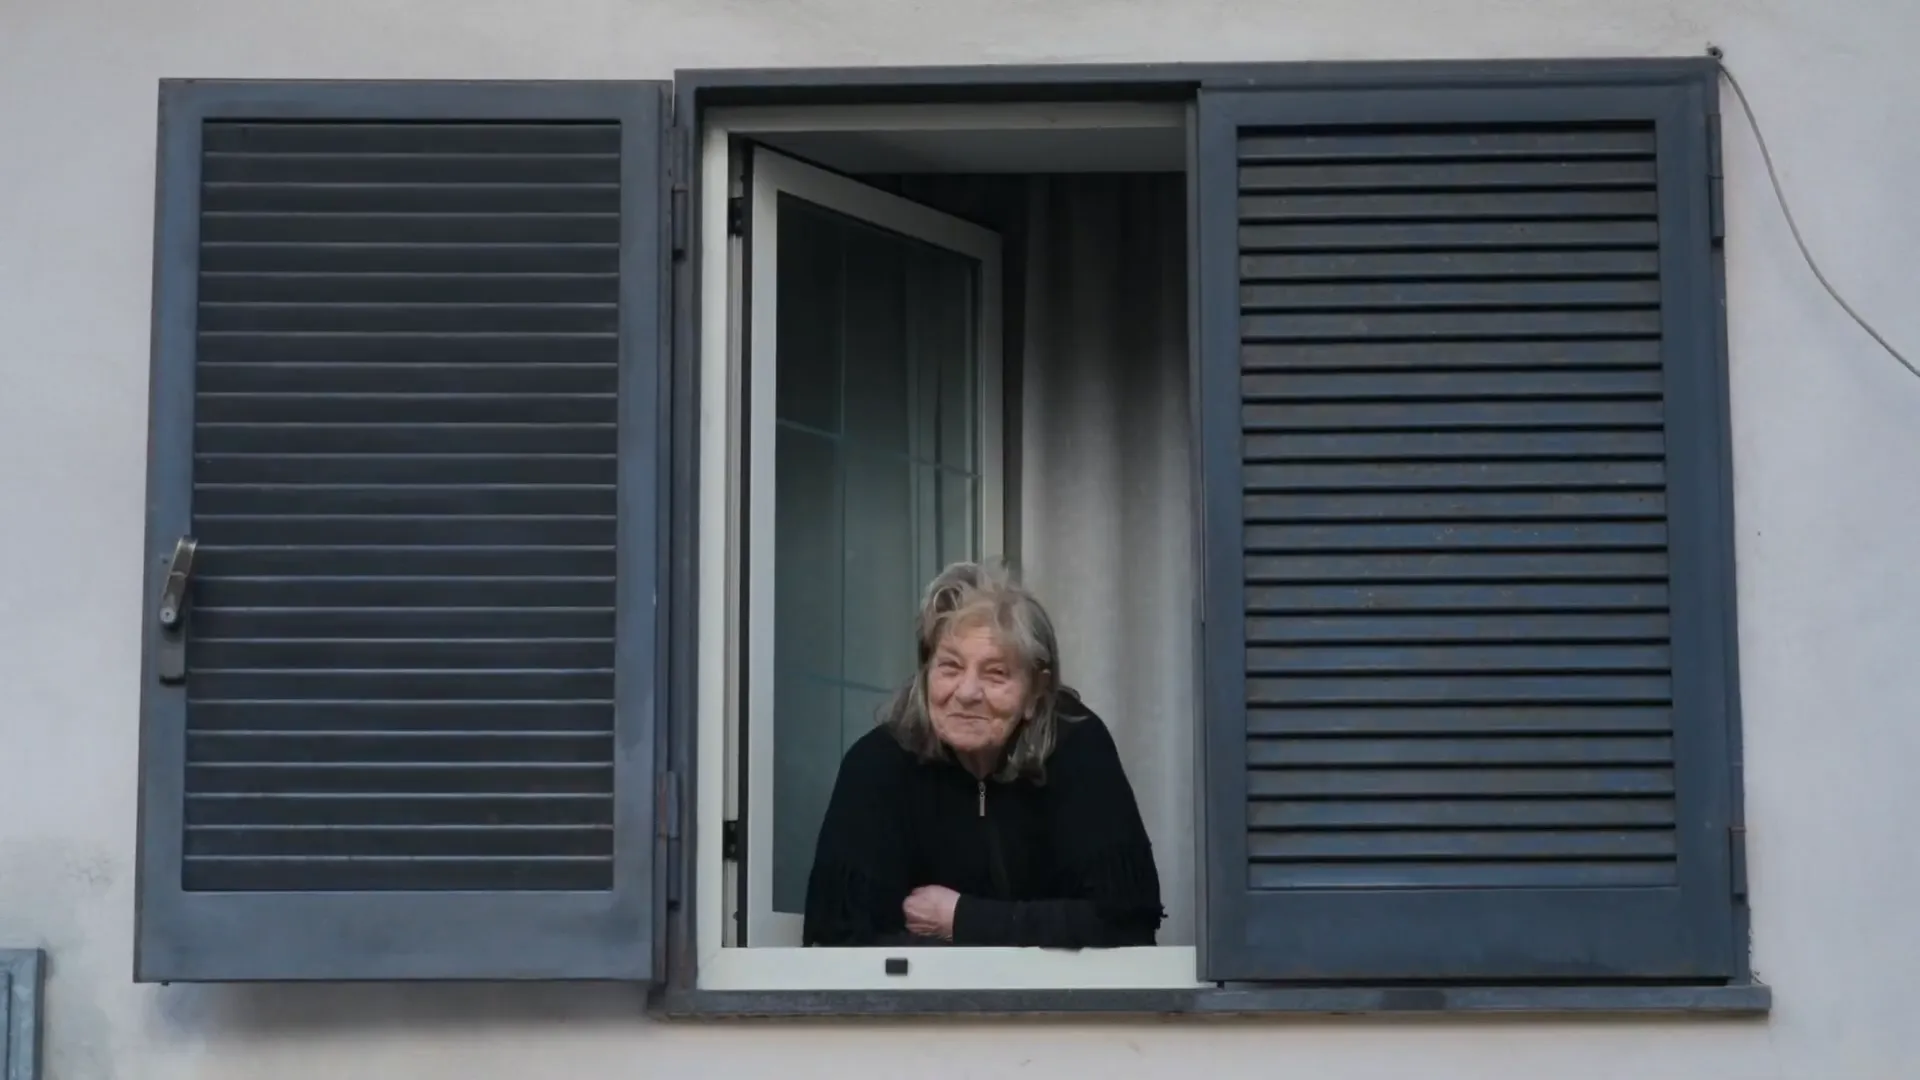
156, 535, 197, 684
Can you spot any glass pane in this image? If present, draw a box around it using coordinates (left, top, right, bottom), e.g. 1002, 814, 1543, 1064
841, 448, 917, 693
766, 188, 988, 931
774, 425, 841, 679
771, 667, 840, 915
917, 249, 976, 470
775, 197, 843, 431
842, 686, 892, 754
841, 225, 910, 453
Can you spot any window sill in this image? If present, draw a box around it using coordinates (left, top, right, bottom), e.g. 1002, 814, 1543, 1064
652, 982, 1771, 1019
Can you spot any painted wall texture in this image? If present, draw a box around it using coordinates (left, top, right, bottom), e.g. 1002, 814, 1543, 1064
2, 0, 1918, 1075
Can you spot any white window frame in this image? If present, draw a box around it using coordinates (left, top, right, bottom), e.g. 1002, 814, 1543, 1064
696, 104, 1201, 992
742, 146, 1006, 947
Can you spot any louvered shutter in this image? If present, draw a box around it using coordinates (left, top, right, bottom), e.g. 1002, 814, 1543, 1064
135, 82, 672, 981
1194, 77, 1740, 982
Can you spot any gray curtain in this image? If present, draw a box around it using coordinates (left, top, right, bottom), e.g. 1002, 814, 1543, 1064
1016, 174, 1195, 947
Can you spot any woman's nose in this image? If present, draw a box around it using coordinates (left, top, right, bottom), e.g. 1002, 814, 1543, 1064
954, 671, 984, 702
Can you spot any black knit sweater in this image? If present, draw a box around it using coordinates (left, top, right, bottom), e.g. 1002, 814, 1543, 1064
801, 692, 1164, 948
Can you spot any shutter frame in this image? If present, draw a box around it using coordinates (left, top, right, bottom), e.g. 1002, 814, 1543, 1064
135, 80, 673, 981
1195, 74, 1741, 983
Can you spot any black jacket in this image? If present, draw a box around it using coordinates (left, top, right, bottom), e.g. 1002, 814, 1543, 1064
802, 692, 1164, 948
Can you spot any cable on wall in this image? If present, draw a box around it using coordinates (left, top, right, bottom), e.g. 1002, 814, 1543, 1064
1711, 47, 1919, 383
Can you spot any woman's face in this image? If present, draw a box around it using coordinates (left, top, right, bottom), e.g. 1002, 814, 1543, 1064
927, 623, 1033, 759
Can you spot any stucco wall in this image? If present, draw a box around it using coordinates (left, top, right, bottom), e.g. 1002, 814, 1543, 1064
3, 0, 1918, 1076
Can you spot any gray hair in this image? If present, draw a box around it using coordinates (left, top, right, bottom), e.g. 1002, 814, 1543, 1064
879, 561, 1073, 784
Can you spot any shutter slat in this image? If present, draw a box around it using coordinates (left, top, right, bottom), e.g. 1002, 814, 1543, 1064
200, 243, 620, 276
182, 858, 612, 893
1237, 127, 1656, 161
1247, 643, 1670, 674
192, 638, 615, 669
187, 824, 612, 858
198, 301, 618, 334
202, 182, 622, 214
1249, 735, 1674, 766
201, 211, 618, 244
198, 424, 617, 454
1244, 400, 1663, 429
1239, 190, 1656, 221
1244, 371, 1663, 401
196, 392, 614, 425
190, 669, 614, 700
1242, 309, 1661, 340
1246, 583, 1668, 612
186, 700, 614, 732
1244, 462, 1665, 490
1246, 521, 1668, 551
1250, 830, 1676, 860
199, 273, 620, 304
198, 364, 619, 394
1242, 249, 1661, 282
1250, 796, 1675, 828
1250, 862, 1674, 889
1249, 766, 1674, 798
1238, 159, 1657, 190
194, 484, 614, 515
195, 455, 617, 487
1241, 220, 1657, 251
1244, 490, 1666, 521
192, 607, 613, 640
190, 732, 612, 762
1247, 706, 1672, 736
186, 792, 614, 826
191, 514, 616, 546
196, 545, 614, 575
1248, 613, 1671, 644
1246, 674, 1672, 706
200, 123, 621, 154
1241, 279, 1661, 310
1248, 551, 1668, 580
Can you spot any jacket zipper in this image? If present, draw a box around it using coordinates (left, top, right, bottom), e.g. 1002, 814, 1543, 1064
978, 779, 986, 817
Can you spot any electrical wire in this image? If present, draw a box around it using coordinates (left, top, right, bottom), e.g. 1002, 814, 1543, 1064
1716, 57, 1920, 382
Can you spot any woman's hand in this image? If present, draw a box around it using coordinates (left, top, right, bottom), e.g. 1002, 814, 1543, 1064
902, 885, 961, 941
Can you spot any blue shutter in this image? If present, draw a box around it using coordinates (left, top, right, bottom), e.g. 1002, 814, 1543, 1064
1195, 73, 1741, 981
135, 82, 672, 981
2, 950, 43, 1080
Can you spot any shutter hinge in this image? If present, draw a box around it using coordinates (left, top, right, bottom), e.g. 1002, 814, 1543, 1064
670, 184, 689, 260
721, 819, 741, 862
655, 770, 680, 841
657, 770, 683, 907
668, 127, 690, 260
1728, 824, 1748, 901
727, 195, 745, 238
1706, 111, 1726, 244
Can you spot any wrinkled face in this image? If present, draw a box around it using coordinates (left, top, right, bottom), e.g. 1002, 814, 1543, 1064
927, 623, 1034, 758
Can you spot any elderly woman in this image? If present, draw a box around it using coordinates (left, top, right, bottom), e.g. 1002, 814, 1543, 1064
803, 562, 1163, 948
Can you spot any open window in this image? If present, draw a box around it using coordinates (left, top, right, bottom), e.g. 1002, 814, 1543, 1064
739, 147, 1007, 947
696, 104, 1204, 990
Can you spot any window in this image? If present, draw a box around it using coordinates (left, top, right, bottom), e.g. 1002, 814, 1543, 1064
135, 63, 1754, 1012
741, 147, 1005, 948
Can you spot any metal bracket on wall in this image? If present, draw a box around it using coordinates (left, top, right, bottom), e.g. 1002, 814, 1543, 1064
1, 949, 45, 1080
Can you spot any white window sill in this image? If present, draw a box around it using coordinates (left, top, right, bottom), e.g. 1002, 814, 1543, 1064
697, 945, 1201, 992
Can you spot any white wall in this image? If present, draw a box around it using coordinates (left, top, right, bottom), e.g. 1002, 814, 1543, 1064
3, 0, 1919, 1076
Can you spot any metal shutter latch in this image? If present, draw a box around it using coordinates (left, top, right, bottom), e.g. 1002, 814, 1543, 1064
155, 535, 197, 684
